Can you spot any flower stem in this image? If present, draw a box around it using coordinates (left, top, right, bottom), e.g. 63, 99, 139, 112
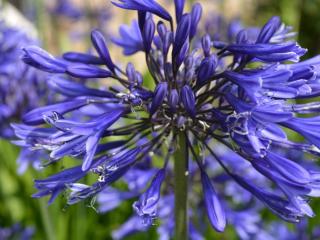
39, 198, 55, 240
174, 131, 188, 240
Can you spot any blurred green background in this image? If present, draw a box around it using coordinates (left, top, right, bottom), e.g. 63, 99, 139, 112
1, 0, 320, 239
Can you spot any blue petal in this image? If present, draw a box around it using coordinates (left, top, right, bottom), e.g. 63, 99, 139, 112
224, 71, 262, 99
173, 14, 190, 60
168, 89, 179, 112
201, 34, 211, 57
66, 64, 112, 78
201, 170, 226, 232
176, 40, 189, 68
67, 166, 131, 204
105, 147, 141, 171
96, 140, 127, 154
261, 68, 292, 83
98, 187, 136, 213
255, 52, 301, 63
50, 135, 87, 159
150, 82, 168, 114
174, 0, 185, 23
189, 3, 202, 39
63, 52, 104, 64
142, 16, 155, 52
48, 76, 115, 98
263, 84, 298, 98
231, 174, 303, 222
111, 216, 149, 240
22, 46, 67, 73
226, 42, 301, 55
266, 152, 311, 184
112, 0, 171, 21
50, 109, 124, 135
22, 98, 88, 125
252, 106, 293, 123
33, 165, 86, 202
256, 16, 281, 43
282, 117, 320, 148
162, 32, 173, 57
91, 30, 115, 72
181, 85, 196, 118
112, 20, 144, 55
197, 55, 217, 86
83, 130, 104, 171
133, 168, 165, 221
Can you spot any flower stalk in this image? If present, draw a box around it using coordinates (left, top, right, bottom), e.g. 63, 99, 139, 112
39, 198, 55, 240
174, 131, 188, 240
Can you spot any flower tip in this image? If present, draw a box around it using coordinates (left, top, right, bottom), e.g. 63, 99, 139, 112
214, 221, 226, 233
201, 170, 226, 232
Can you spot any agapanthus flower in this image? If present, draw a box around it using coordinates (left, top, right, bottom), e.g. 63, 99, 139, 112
0, 21, 49, 172
15, 0, 320, 238
252, 218, 320, 240
97, 146, 320, 239
97, 152, 266, 239
48, 0, 83, 20
0, 22, 45, 138
0, 223, 34, 240
47, 0, 113, 42
112, 20, 144, 55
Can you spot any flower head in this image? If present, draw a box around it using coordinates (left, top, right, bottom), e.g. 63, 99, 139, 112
0, 22, 47, 138
15, 0, 320, 237
0, 223, 34, 240
0, 21, 50, 173
49, 0, 83, 20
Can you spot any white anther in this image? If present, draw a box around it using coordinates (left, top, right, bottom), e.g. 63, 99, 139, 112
98, 175, 105, 182
199, 120, 210, 131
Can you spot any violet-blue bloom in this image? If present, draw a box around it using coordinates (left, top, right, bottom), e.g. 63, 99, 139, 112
15, 0, 320, 238
200, 169, 226, 232
133, 168, 165, 224
97, 153, 268, 239
112, 0, 171, 21
174, 0, 185, 23
112, 20, 144, 55
0, 22, 51, 173
0, 23, 46, 138
49, 0, 83, 20
0, 223, 34, 240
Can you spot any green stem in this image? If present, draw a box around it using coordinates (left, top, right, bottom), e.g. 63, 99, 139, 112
39, 198, 55, 240
174, 131, 188, 240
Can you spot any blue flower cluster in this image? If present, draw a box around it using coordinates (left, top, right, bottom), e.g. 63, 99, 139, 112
0, 22, 46, 138
0, 223, 34, 240
49, 0, 83, 20
49, 0, 112, 24
0, 21, 49, 172
97, 151, 320, 239
13, 0, 320, 238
